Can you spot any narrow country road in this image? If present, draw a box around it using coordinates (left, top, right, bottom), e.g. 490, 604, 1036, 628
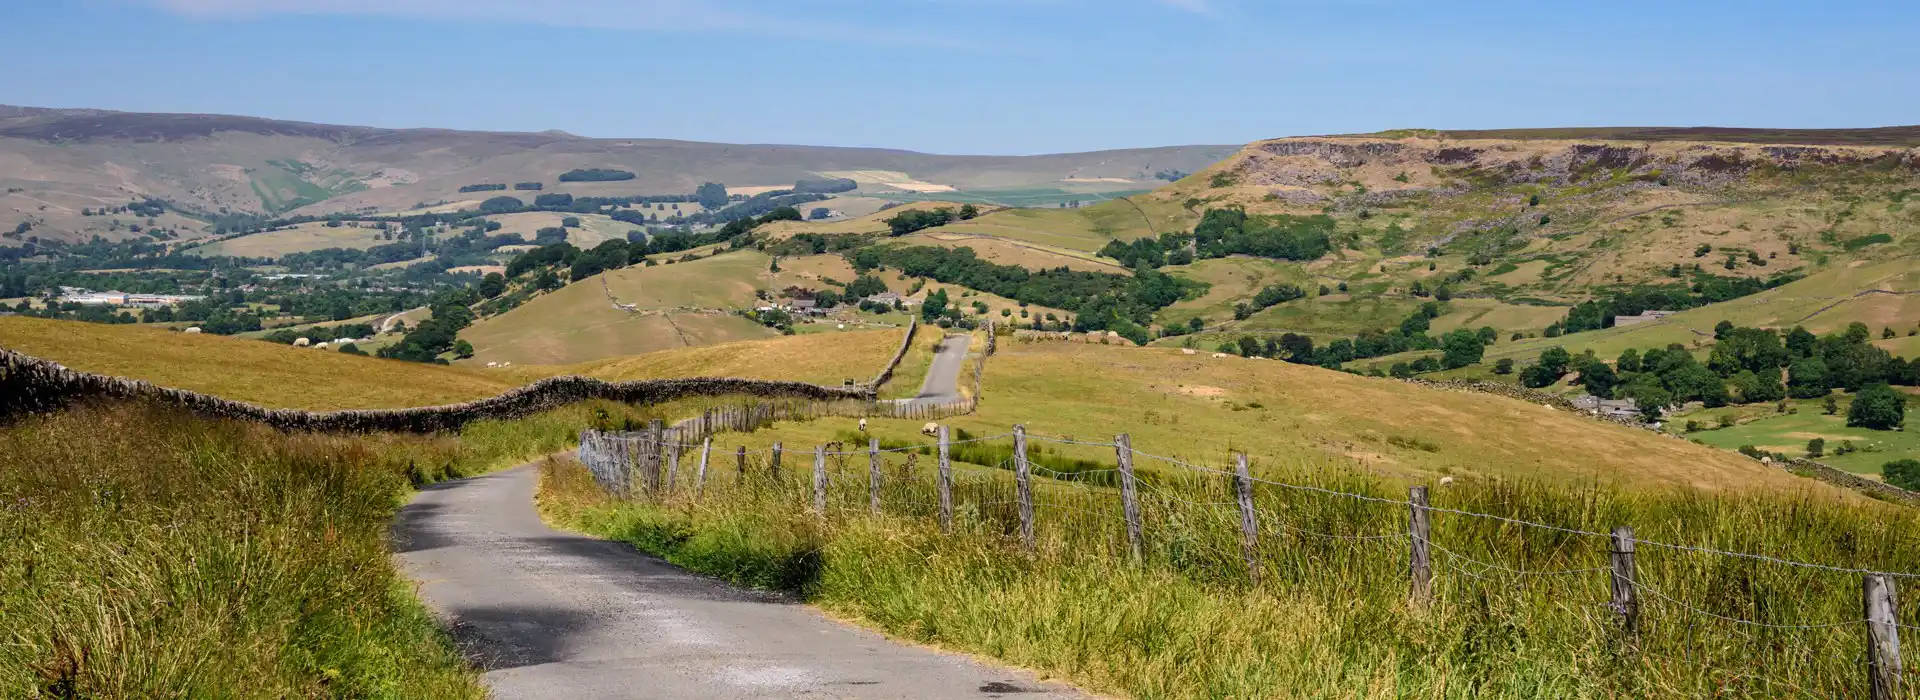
394, 464, 1084, 699
905, 334, 971, 407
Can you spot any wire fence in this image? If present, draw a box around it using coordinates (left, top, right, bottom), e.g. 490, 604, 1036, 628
579, 423, 1920, 698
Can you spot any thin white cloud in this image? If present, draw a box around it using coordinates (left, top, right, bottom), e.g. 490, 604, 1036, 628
140, 0, 980, 47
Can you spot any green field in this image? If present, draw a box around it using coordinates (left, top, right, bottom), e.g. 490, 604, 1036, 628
1670, 395, 1920, 475
1157, 257, 1313, 327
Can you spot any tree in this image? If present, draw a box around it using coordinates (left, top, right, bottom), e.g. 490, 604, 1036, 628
1619, 373, 1674, 419
1786, 326, 1818, 358
1522, 347, 1573, 388
478, 273, 506, 299
1708, 327, 1789, 377
337, 342, 366, 356
1848, 383, 1906, 430
1885, 459, 1920, 491
1278, 333, 1314, 363
1441, 329, 1486, 369
921, 288, 949, 323
1579, 359, 1619, 398
696, 182, 730, 209
453, 340, 475, 359
1493, 358, 1515, 375
1665, 362, 1731, 407
1787, 356, 1830, 399
1807, 438, 1826, 458
1824, 395, 1840, 415
1616, 348, 1642, 373
1713, 320, 1735, 339
561, 216, 582, 228
1188, 316, 1206, 333
958, 204, 980, 220
1734, 367, 1786, 404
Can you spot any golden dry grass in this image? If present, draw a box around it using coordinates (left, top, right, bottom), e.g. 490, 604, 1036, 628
0, 316, 516, 410
545, 329, 907, 385
706, 339, 1830, 493
191, 222, 387, 258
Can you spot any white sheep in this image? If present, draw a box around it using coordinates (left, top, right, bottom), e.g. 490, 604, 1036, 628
1211, 352, 1230, 359
184, 327, 203, 334
486, 362, 500, 368
293, 337, 311, 348
1181, 348, 1196, 355
921, 422, 939, 437
1439, 476, 1455, 487
858, 418, 868, 432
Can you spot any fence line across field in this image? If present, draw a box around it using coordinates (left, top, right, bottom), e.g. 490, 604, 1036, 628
579, 420, 1919, 698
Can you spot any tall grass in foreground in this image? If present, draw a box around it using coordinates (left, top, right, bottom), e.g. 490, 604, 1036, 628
541, 444, 1920, 699
0, 399, 677, 699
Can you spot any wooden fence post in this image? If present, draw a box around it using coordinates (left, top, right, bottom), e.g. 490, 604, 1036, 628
770, 442, 783, 482
695, 437, 711, 499
869, 438, 883, 517
1868, 573, 1903, 700
813, 445, 828, 516
1409, 485, 1433, 608
938, 425, 954, 533
1115, 433, 1143, 564
1234, 452, 1260, 586
645, 420, 665, 492
1610, 526, 1640, 639
735, 446, 747, 481
1014, 425, 1034, 552
665, 431, 682, 492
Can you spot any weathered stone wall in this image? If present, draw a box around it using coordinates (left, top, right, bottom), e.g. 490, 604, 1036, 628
867, 316, 919, 389
0, 348, 874, 434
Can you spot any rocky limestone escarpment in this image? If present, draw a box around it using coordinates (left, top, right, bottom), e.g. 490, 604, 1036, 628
1230, 137, 1920, 197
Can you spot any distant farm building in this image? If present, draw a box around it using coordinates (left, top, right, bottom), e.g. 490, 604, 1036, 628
1573, 395, 1643, 419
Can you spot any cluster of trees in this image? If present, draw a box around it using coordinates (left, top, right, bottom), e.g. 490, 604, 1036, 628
1551, 273, 1803, 336
1233, 284, 1306, 320
459, 184, 507, 193
514, 182, 544, 191
534, 193, 576, 207
1098, 232, 1196, 269
1242, 303, 1462, 370
851, 245, 1197, 344
1521, 321, 1917, 426
558, 168, 637, 182
378, 289, 479, 363
844, 274, 888, 300
792, 178, 858, 194
1154, 169, 1190, 182
684, 191, 828, 227
768, 231, 867, 257
884, 205, 981, 236
1191, 208, 1334, 262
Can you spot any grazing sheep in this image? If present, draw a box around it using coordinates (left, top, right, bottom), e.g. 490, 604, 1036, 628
1439, 476, 1455, 486
486, 362, 500, 368
293, 338, 311, 348
183, 327, 203, 334
1181, 348, 1196, 355
1211, 352, 1230, 359
858, 418, 868, 432
921, 422, 939, 437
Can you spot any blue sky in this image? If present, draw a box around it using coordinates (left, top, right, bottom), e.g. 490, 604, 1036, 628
1, 0, 1914, 154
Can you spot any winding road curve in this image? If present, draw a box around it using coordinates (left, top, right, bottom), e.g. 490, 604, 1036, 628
396, 335, 1080, 699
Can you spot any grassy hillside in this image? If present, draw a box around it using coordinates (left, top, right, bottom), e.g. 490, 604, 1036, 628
458, 249, 893, 366
0, 315, 515, 410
